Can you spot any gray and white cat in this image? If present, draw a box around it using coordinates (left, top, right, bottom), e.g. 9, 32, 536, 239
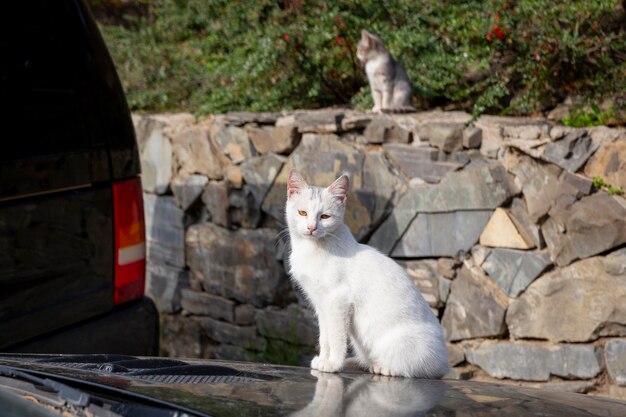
285, 170, 449, 378
356, 29, 416, 113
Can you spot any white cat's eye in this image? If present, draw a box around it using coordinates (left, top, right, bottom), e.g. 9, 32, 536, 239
320, 214, 331, 219
298, 210, 307, 217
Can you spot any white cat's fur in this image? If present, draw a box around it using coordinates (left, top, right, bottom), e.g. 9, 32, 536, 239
286, 170, 449, 378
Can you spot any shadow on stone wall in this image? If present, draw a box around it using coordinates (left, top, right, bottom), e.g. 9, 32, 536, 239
134, 109, 626, 399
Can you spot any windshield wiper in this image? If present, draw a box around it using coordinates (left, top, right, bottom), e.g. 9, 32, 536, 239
0, 365, 90, 407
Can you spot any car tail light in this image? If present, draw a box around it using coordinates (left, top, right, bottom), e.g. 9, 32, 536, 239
113, 178, 146, 304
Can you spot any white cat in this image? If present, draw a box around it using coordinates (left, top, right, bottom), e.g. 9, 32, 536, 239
285, 170, 449, 378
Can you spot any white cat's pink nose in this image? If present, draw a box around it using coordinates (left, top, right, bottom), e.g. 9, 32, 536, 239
307, 225, 317, 233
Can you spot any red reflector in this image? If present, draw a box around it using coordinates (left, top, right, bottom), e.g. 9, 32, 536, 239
113, 178, 146, 304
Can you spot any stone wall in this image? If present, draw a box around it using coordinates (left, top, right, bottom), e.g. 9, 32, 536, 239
132, 109, 626, 399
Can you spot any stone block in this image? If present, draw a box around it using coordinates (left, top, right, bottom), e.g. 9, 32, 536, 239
506, 150, 591, 223
441, 266, 508, 341
171, 124, 223, 180
543, 130, 598, 172
234, 304, 256, 326
605, 339, 626, 386
255, 304, 317, 347
180, 289, 235, 322
463, 126, 483, 149
542, 193, 626, 266
213, 124, 255, 164
361, 117, 399, 144
202, 181, 229, 228
409, 160, 519, 213
341, 113, 373, 131
447, 343, 465, 366
145, 263, 189, 313
479, 208, 535, 249
294, 111, 345, 134
246, 125, 300, 155
482, 248, 551, 297
383, 144, 469, 183
186, 223, 292, 307
215, 344, 258, 362
240, 154, 285, 209
223, 111, 279, 126
143, 194, 185, 268
161, 314, 207, 358
228, 187, 261, 228
584, 140, 626, 190
197, 316, 264, 350
140, 130, 172, 194
506, 248, 626, 342
225, 165, 243, 189
508, 197, 543, 248
399, 260, 446, 308
422, 122, 465, 152
171, 174, 208, 211
465, 342, 602, 381
392, 210, 492, 258
133, 112, 195, 152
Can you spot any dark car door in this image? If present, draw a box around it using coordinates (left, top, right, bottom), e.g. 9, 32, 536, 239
0, 0, 142, 348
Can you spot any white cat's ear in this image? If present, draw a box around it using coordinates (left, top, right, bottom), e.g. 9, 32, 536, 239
288, 170, 308, 198
328, 175, 349, 204
361, 30, 371, 45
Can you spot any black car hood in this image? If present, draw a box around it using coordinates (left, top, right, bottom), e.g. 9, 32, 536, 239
0, 354, 624, 417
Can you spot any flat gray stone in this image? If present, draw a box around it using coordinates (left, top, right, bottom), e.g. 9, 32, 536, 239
181, 289, 235, 322
245, 125, 300, 155
398, 260, 446, 308
144, 194, 185, 268
202, 181, 229, 228
383, 144, 469, 183
196, 316, 264, 350
145, 263, 189, 313
392, 210, 492, 258
441, 266, 508, 341
482, 249, 551, 297
172, 124, 223, 180
605, 339, 626, 386
234, 304, 256, 326
171, 174, 208, 211
255, 304, 317, 347
368, 188, 418, 254
584, 140, 626, 190
508, 197, 543, 248
542, 193, 626, 266
140, 130, 172, 194
186, 223, 292, 307
463, 126, 483, 149
408, 160, 519, 212
363, 117, 410, 144
506, 150, 591, 223
506, 248, 626, 342
295, 111, 345, 134
447, 343, 465, 367
240, 154, 285, 210
421, 122, 465, 152
214, 124, 256, 164
223, 111, 279, 126
543, 130, 598, 172
465, 342, 602, 381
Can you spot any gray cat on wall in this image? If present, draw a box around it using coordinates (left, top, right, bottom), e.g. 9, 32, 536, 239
357, 29, 416, 113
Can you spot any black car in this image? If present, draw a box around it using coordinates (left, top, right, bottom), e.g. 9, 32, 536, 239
0, 0, 158, 354
0, 354, 625, 417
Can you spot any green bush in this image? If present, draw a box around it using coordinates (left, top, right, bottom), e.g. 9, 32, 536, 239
95, 0, 626, 119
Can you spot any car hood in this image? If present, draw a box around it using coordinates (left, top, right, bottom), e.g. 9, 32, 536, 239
0, 354, 624, 417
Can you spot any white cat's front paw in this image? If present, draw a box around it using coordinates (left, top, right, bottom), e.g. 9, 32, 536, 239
312, 356, 343, 373
372, 105, 381, 113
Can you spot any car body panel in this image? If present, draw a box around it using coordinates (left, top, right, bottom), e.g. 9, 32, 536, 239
0, 355, 623, 417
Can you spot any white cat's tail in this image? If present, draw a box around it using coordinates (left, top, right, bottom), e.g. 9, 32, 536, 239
371, 323, 449, 379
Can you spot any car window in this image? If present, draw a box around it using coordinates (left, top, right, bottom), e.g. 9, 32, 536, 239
0, 1, 102, 162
